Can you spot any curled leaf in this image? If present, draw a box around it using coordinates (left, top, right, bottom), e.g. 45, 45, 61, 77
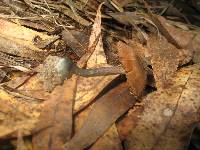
117, 41, 147, 96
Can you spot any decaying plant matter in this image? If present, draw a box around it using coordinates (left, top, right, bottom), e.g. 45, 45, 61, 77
0, 0, 199, 150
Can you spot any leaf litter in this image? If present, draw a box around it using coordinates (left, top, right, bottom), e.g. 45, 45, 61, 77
0, 0, 199, 150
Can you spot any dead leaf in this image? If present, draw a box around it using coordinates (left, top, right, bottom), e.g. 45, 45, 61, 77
17, 75, 51, 100
74, 3, 118, 112
62, 29, 88, 57
126, 39, 148, 59
77, 0, 99, 11
115, 0, 134, 7
53, 4, 91, 26
74, 102, 123, 150
109, 12, 146, 26
192, 33, 200, 63
149, 16, 200, 65
116, 104, 144, 141
63, 83, 136, 150
108, 0, 124, 12
74, 105, 92, 133
145, 6, 182, 49
125, 64, 200, 150
90, 124, 123, 150
32, 77, 77, 150
5, 75, 32, 89
117, 41, 147, 96
157, 16, 195, 49
0, 79, 40, 139
0, 19, 53, 60
147, 35, 192, 89
0, 98, 38, 139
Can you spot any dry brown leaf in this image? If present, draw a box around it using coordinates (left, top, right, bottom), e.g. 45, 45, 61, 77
75, 104, 123, 150
115, 0, 134, 7
157, 16, 195, 49
53, 4, 91, 26
0, 19, 54, 60
126, 39, 149, 59
147, 35, 192, 89
62, 29, 88, 57
151, 16, 200, 65
74, 3, 118, 112
117, 41, 147, 96
109, 12, 146, 26
78, 0, 99, 11
17, 75, 51, 100
0, 74, 45, 139
116, 104, 144, 141
125, 64, 200, 150
32, 77, 76, 150
5, 75, 31, 89
192, 33, 200, 63
0, 76, 39, 138
74, 106, 92, 133
0, 87, 40, 117
90, 124, 123, 150
63, 83, 136, 150
0, 98, 38, 139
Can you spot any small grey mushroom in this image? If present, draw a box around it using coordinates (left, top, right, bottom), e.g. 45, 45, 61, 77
37, 55, 125, 92
37, 56, 73, 92
55, 57, 73, 80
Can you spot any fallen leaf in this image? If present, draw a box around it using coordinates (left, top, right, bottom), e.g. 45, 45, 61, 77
0, 74, 42, 139
74, 3, 118, 112
53, 4, 91, 26
192, 33, 200, 63
32, 77, 76, 150
115, 0, 134, 7
90, 124, 123, 150
117, 41, 147, 96
116, 104, 144, 141
77, 0, 99, 11
108, 0, 124, 12
17, 75, 51, 100
157, 16, 196, 49
62, 29, 88, 57
149, 16, 200, 65
125, 39, 149, 59
144, 6, 182, 49
0, 19, 54, 60
109, 12, 146, 26
0, 98, 38, 139
0, 69, 7, 83
147, 35, 192, 89
125, 64, 200, 150
63, 82, 136, 150
5, 75, 32, 89
74, 102, 123, 150
74, 106, 92, 134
